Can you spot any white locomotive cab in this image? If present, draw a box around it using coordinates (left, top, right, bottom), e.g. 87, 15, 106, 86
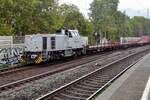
67, 30, 85, 49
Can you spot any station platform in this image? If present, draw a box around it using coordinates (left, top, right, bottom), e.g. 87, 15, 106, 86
96, 53, 150, 100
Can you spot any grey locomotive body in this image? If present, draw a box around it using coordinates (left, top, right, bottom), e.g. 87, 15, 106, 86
22, 29, 88, 64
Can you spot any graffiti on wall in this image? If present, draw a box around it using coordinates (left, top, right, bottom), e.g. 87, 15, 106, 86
0, 36, 25, 65
0, 45, 25, 65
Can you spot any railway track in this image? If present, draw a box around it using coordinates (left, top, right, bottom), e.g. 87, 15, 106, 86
36, 49, 149, 100
0, 46, 140, 77
0, 51, 119, 91
0, 46, 139, 76
0, 47, 140, 92
0, 52, 111, 76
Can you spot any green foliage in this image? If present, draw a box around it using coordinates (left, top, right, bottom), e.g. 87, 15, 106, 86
0, 1, 93, 37
0, 0, 60, 35
0, 23, 14, 35
90, 0, 118, 32
130, 16, 150, 36
0, 0, 150, 43
90, 0, 150, 41
58, 4, 93, 36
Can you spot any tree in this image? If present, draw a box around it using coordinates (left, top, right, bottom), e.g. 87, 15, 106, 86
0, 0, 15, 35
90, 0, 119, 40
130, 16, 150, 36
1, 0, 150, 40
0, 1, 94, 37
58, 3, 93, 36
90, 0, 118, 31
0, 0, 60, 35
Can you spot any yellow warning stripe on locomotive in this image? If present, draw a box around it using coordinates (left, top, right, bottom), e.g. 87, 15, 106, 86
20, 58, 25, 63
20, 56, 27, 64
35, 56, 42, 64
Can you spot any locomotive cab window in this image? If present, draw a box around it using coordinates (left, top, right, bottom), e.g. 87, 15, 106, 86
72, 32, 77, 37
69, 32, 73, 38
65, 30, 69, 36
65, 32, 68, 36
74, 32, 78, 37
76, 32, 80, 36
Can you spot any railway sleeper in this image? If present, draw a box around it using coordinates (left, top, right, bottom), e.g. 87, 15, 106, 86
68, 89, 94, 96
83, 80, 101, 85
53, 97, 64, 100
71, 87, 95, 94
84, 80, 102, 85
95, 74, 111, 79
88, 78, 108, 83
0, 87, 9, 91
93, 76, 110, 80
56, 93, 86, 100
64, 90, 90, 98
87, 78, 101, 83
75, 84, 98, 91
88, 80, 108, 86
79, 82, 100, 88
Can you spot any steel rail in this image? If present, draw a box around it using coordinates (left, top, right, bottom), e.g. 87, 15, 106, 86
0, 52, 111, 76
87, 57, 143, 100
0, 51, 115, 92
36, 49, 149, 100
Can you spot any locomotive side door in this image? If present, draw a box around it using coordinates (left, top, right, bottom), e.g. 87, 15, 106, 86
42, 37, 47, 51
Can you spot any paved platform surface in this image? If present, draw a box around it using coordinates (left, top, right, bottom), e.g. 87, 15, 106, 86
95, 53, 150, 100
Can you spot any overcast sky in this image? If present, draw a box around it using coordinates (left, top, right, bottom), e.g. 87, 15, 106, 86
59, 0, 150, 18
